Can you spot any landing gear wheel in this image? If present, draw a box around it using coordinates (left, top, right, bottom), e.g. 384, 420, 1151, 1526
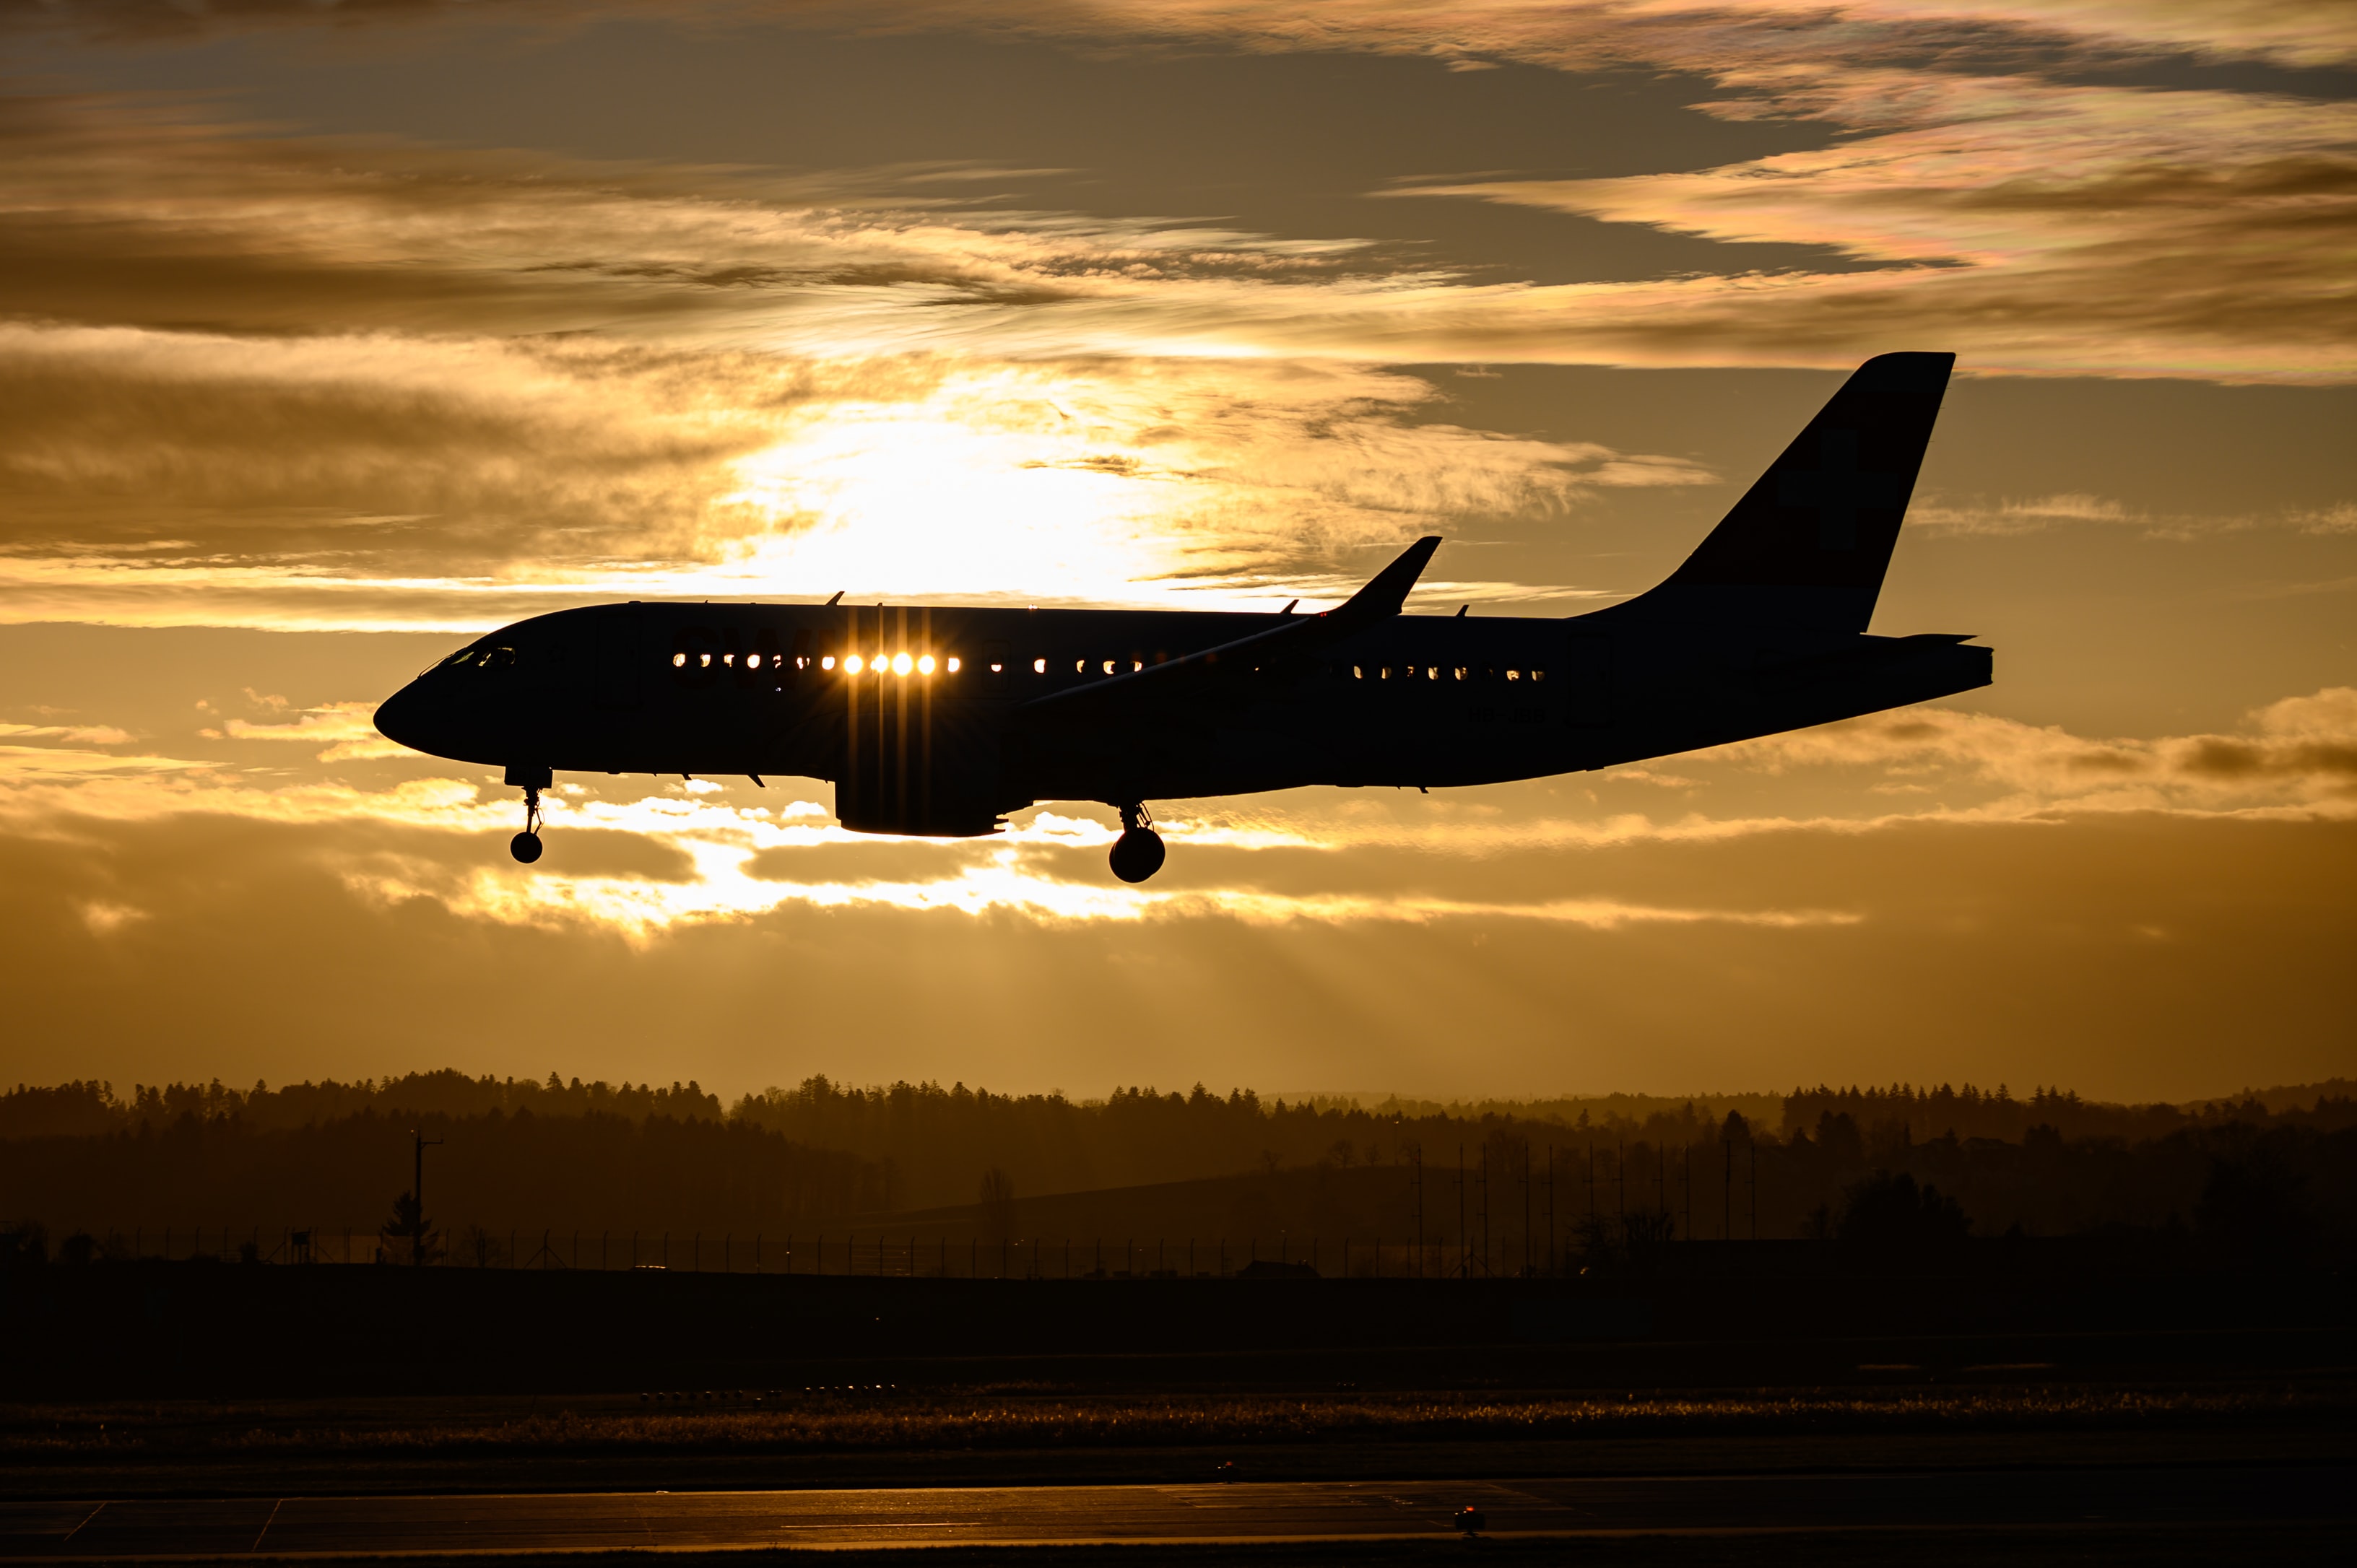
1108, 802, 1166, 884
511, 830, 544, 864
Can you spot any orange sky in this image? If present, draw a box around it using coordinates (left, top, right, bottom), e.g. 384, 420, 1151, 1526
1, 1, 2350, 1102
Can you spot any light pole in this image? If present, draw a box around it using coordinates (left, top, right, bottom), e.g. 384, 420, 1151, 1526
412, 1128, 442, 1266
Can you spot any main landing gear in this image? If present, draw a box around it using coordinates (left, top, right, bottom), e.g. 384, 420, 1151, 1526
1108, 802, 1166, 884
506, 763, 552, 865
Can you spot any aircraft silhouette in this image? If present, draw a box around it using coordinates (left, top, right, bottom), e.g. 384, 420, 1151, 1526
375, 352, 1987, 883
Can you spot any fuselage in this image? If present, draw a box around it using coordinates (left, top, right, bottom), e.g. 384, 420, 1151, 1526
373, 595, 1992, 835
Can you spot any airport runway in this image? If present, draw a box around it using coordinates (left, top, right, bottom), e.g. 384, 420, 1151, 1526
1, 1465, 2348, 1559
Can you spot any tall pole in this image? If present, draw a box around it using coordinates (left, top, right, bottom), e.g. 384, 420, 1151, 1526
411, 1128, 441, 1267
1521, 1148, 1532, 1276
1412, 1146, 1424, 1277
1479, 1144, 1490, 1278
1456, 1144, 1466, 1279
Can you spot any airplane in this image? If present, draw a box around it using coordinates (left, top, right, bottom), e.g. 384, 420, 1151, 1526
373, 351, 1988, 884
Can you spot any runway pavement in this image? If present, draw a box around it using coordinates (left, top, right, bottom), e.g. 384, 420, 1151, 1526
2, 1465, 2347, 1559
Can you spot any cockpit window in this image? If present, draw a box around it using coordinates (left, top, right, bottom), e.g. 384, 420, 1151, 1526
435, 644, 516, 672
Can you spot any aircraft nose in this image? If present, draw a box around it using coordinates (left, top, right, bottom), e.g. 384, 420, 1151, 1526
373, 682, 436, 756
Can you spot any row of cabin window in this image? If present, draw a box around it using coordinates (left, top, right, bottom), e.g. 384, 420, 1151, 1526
968, 658, 1550, 681
663, 649, 1550, 684
671, 650, 955, 675
1350, 664, 1545, 683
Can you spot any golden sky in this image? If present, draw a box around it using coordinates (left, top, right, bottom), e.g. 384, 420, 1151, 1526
1, 0, 2351, 1102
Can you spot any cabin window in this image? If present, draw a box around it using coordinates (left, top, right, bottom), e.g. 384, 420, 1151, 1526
1103, 659, 1116, 675
1505, 668, 1520, 681
1453, 666, 1467, 681
821, 655, 836, 671
947, 657, 961, 674
1530, 668, 1547, 682
1033, 658, 1047, 674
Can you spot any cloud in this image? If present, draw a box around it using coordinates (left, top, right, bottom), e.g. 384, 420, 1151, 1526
3, 756, 2348, 1102
0, 313, 1701, 627
17, 2, 2356, 74
5, 679, 2351, 952
220, 700, 410, 760
1714, 687, 2357, 811
0, 720, 134, 744
1909, 492, 2140, 533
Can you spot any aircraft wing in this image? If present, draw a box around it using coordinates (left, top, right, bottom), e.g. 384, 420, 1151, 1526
1017, 536, 1440, 721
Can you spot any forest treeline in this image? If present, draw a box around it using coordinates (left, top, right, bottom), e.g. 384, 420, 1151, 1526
2, 1071, 2352, 1252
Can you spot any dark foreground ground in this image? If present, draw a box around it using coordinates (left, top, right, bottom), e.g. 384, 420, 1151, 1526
4, 1262, 2349, 1560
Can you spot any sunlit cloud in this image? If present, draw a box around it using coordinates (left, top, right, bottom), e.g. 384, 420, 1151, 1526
212, 700, 410, 759
0, 316, 1696, 627
0, 720, 134, 745
1, 686, 2347, 950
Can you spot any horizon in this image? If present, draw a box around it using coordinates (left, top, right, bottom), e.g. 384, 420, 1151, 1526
14, 1066, 2351, 1119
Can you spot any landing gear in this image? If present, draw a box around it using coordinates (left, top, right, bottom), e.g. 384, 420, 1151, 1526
511, 787, 544, 864
505, 763, 552, 865
1108, 802, 1166, 884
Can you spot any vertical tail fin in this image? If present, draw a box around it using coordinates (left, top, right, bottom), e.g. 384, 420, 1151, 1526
1644, 352, 1954, 633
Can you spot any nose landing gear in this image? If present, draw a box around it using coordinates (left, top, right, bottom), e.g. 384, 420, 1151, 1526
1108, 802, 1166, 884
505, 763, 552, 865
